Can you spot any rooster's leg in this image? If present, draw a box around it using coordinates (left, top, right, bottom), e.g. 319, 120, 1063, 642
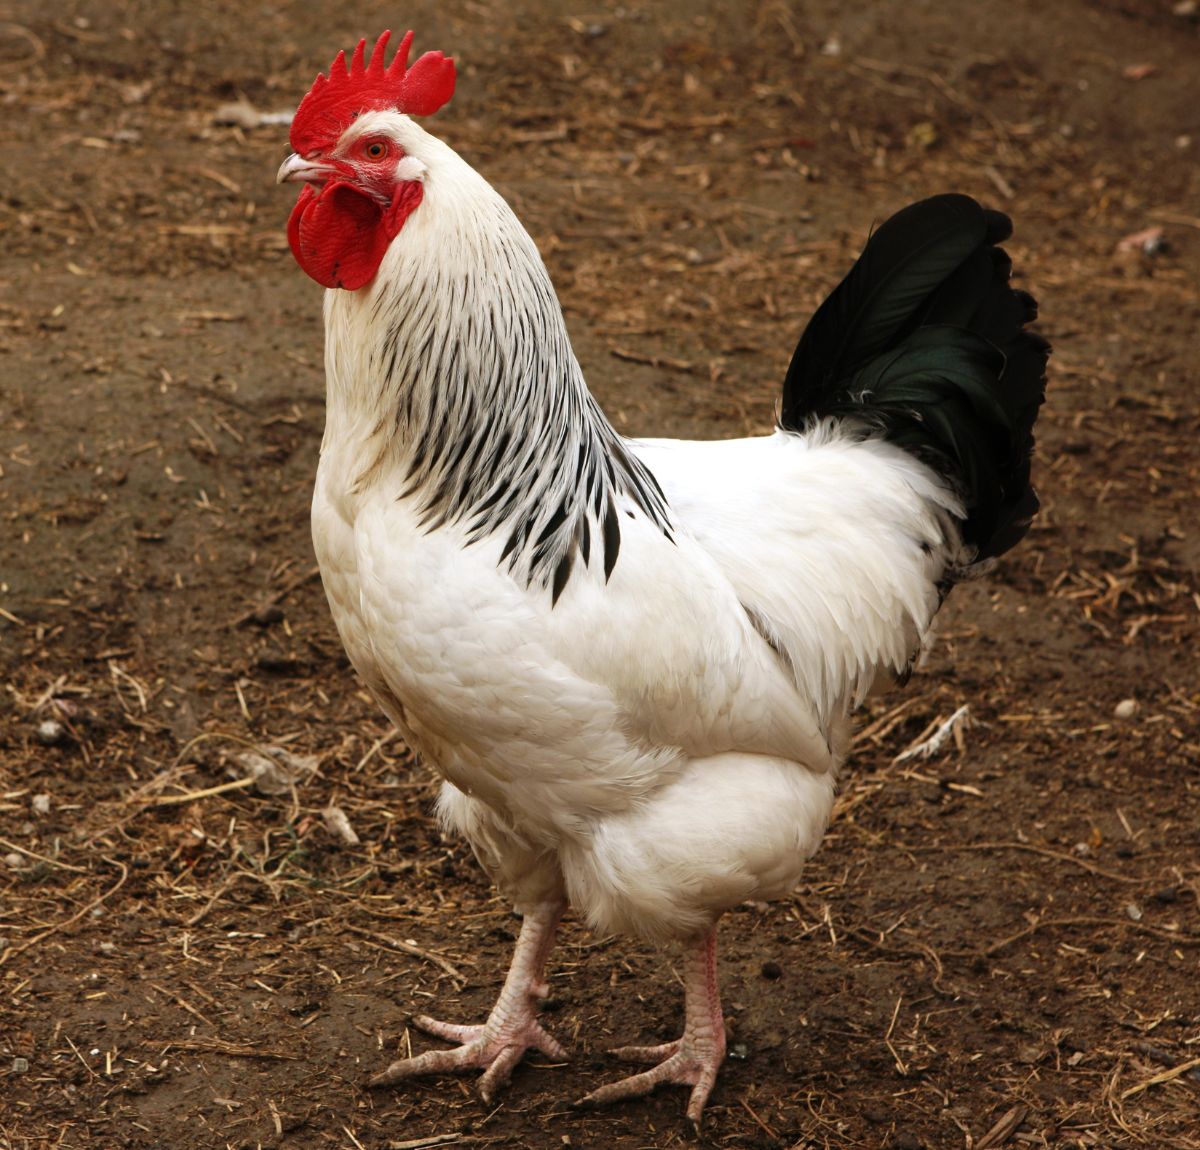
370, 899, 566, 1100
576, 924, 727, 1126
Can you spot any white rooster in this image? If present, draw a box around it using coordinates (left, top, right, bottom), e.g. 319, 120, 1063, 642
277, 32, 1047, 1124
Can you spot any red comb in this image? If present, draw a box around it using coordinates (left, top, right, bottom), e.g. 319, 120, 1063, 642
290, 30, 456, 155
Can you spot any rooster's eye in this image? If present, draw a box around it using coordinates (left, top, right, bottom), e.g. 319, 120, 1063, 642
364, 141, 388, 160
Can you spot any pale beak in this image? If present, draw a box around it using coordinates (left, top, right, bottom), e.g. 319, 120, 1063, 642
276, 153, 337, 186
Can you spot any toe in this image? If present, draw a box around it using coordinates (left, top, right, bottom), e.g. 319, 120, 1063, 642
529, 1022, 568, 1061
575, 1063, 668, 1109
369, 1043, 482, 1088
610, 1040, 680, 1065
684, 1071, 718, 1129
478, 1041, 527, 1102
412, 1015, 485, 1044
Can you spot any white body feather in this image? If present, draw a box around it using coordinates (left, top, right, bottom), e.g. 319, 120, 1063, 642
310, 113, 970, 943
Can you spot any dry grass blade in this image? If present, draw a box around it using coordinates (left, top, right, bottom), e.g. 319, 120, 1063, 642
147, 777, 257, 806
1121, 1057, 1200, 1100
168, 1038, 301, 1061
387, 1135, 473, 1150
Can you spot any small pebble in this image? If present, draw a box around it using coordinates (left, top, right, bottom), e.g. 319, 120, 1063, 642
1113, 699, 1138, 720
1124, 903, 1143, 922
11, 1057, 29, 1074
31, 793, 51, 815
3, 852, 25, 870
34, 719, 66, 745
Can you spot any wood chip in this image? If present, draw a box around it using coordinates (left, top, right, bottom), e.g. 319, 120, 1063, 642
975, 1103, 1028, 1149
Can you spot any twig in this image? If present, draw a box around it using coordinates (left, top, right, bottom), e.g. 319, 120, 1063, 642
0, 835, 89, 873
1149, 208, 1200, 231
62, 1034, 98, 1080
883, 995, 908, 1076
150, 982, 217, 1028
975, 1104, 1028, 1149
850, 696, 923, 748
1133, 1041, 1200, 1084
355, 729, 400, 773
0, 858, 128, 967
388, 1135, 471, 1150
609, 347, 696, 373
227, 565, 321, 628
986, 915, 1200, 957
739, 1097, 778, 1140
185, 874, 244, 927
346, 924, 467, 981
0, 21, 46, 63
908, 840, 1140, 884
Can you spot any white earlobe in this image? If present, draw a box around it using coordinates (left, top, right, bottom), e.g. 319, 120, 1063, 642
395, 155, 428, 183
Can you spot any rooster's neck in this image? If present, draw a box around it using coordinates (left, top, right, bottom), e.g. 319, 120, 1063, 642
322, 160, 671, 601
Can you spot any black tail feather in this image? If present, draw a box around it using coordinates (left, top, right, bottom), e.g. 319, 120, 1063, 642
780, 194, 1048, 562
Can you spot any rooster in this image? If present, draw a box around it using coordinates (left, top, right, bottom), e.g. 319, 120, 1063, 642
277, 32, 1047, 1125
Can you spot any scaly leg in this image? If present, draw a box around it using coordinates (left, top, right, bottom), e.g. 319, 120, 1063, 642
370, 899, 566, 1101
577, 924, 727, 1127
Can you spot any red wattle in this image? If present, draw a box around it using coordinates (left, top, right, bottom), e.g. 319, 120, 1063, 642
287, 180, 424, 291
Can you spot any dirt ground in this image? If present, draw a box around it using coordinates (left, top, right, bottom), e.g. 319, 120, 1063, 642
1, 1, 1198, 1147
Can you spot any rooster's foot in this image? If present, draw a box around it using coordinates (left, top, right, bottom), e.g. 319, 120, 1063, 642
575, 1032, 723, 1127
369, 899, 565, 1100
370, 1007, 566, 1101
575, 926, 727, 1127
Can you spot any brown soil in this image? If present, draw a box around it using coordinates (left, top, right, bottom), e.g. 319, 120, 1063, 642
1, 1, 1198, 1148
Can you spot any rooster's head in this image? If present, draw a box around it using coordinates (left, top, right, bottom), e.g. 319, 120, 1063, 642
278, 31, 456, 290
